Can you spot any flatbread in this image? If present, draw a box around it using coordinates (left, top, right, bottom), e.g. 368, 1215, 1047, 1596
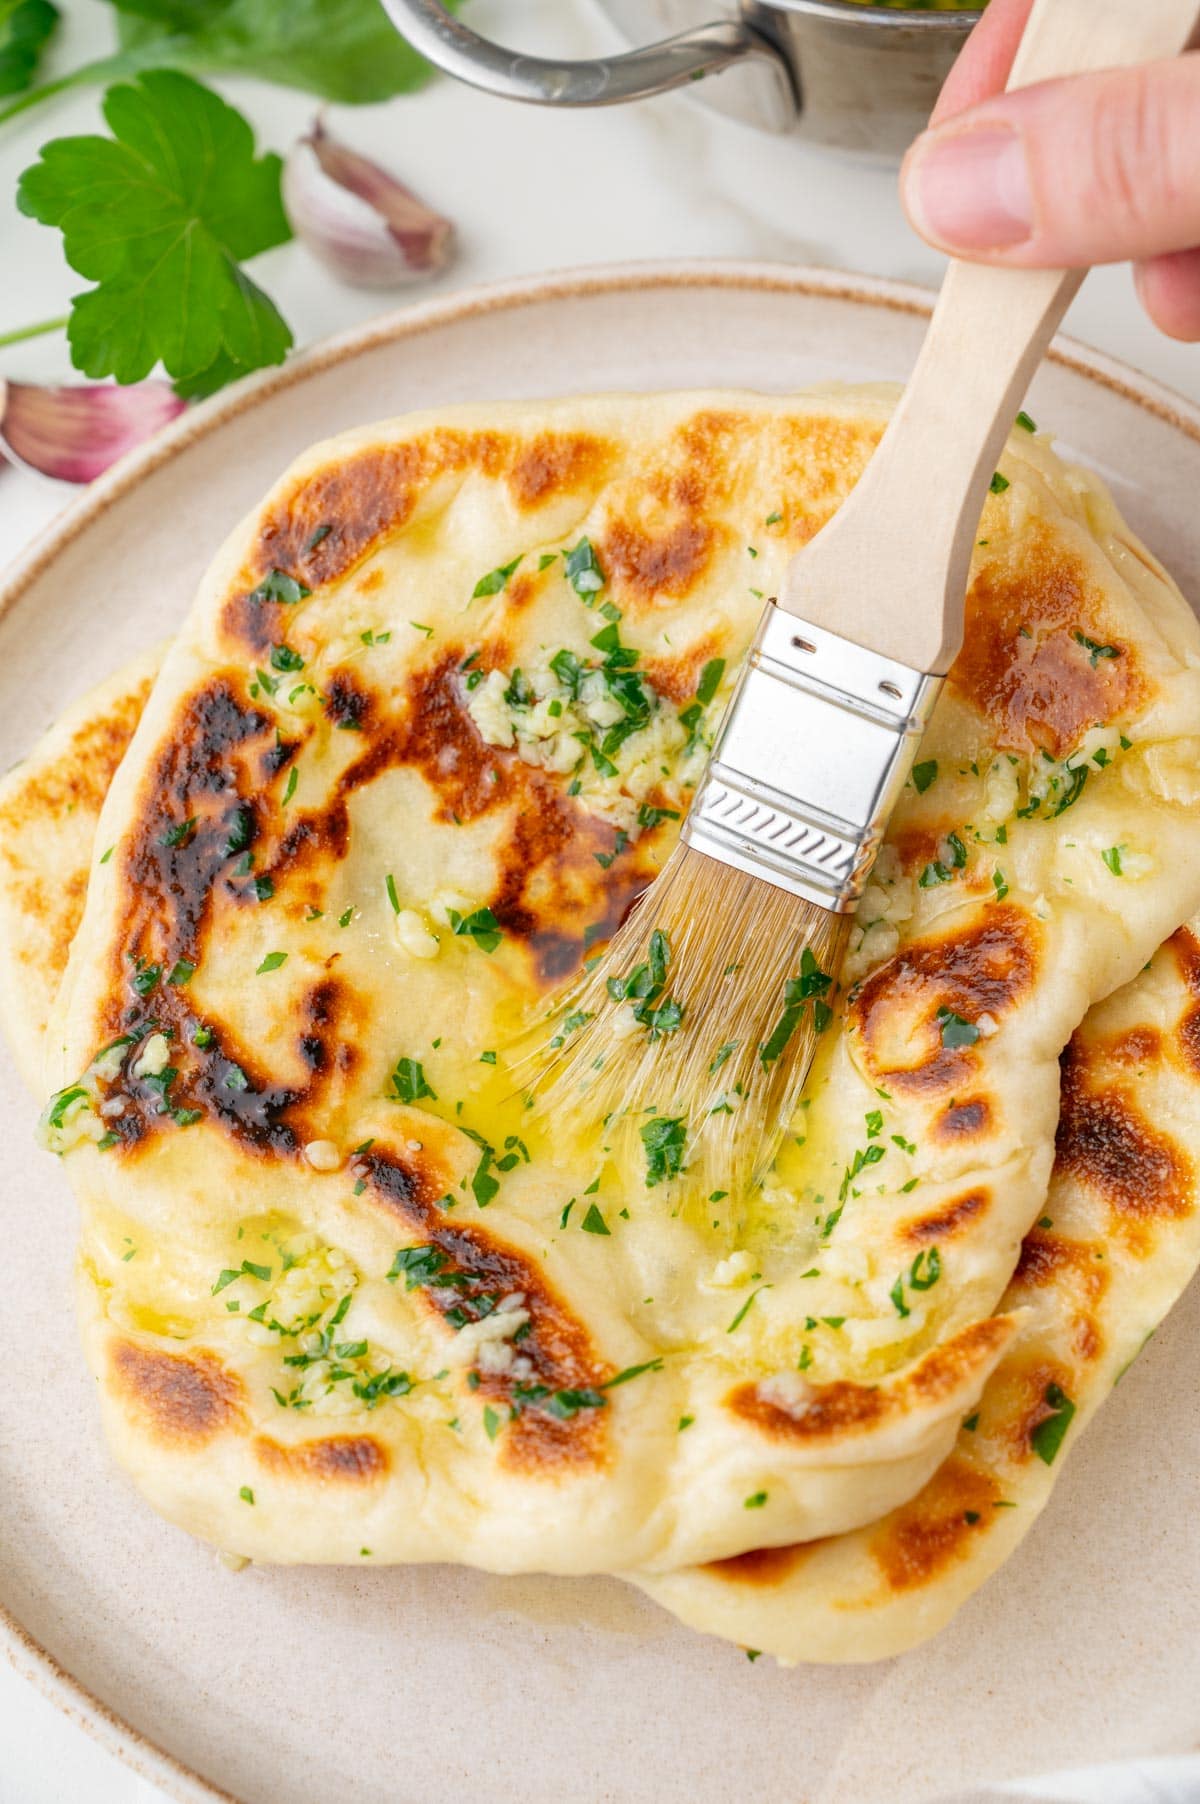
24, 391, 1200, 1575
0, 649, 158, 1089
7, 595, 1200, 1660
636, 918, 1200, 1657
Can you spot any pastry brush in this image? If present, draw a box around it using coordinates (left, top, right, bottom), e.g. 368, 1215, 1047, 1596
537, 0, 1200, 1198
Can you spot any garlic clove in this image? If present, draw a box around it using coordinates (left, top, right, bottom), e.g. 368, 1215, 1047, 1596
283, 117, 454, 290
0, 377, 186, 484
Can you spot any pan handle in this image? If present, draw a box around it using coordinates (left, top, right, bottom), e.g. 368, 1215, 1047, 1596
378, 0, 796, 121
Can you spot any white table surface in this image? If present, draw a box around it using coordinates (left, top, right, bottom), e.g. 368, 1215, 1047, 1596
1, 4, 1197, 1801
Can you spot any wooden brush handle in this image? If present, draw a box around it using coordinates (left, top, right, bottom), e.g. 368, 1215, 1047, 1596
778, 0, 1200, 675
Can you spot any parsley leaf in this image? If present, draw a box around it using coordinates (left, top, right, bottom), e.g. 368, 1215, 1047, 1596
472, 555, 521, 599
0, 0, 58, 98
695, 657, 725, 706
103, 0, 460, 106
390, 1057, 435, 1104
447, 905, 503, 954
564, 536, 604, 602
759, 948, 832, 1067
1030, 1382, 1076, 1465
936, 1007, 980, 1049
640, 1115, 687, 1188
1073, 631, 1121, 668
17, 70, 292, 388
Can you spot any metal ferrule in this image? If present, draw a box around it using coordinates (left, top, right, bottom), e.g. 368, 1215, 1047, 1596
683, 602, 942, 912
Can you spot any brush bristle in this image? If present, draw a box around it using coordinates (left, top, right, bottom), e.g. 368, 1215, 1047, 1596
528, 844, 852, 1199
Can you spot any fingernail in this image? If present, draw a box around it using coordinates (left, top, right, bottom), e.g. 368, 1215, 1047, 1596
904, 126, 1034, 252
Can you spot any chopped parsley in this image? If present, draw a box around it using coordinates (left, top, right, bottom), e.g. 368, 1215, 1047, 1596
224, 806, 253, 857
212, 1259, 271, 1295
936, 1007, 979, 1049
1050, 762, 1088, 817
838, 1140, 885, 1202
605, 928, 682, 1040
919, 831, 968, 888
256, 951, 287, 974
637, 803, 680, 833
239, 1486, 255, 1505
160, 816, 197, 849
460, 1128, 500, 1208
131, 959, 161, 996
448, 905, 503, 954
989, 472, 1010, 495
565, 536, 604, 602
695, 657, 725, 706
390, 1057, 436, 1104
726, 1284, 769, 1334
580, 1202, 610, 1236
759, 948, 833, 1066
744, 1491, 768, 1509
250, 568, 311, 605
252, 874, 274, 902
1073, 631, 1121, 668
269, 643, 304, 672
909, 1246, 941, 1290
640, 1114, 687, 1188
1101, 845, 1124, 875
472, 555, 522, 599
387, 1244, 446, 1289
1030, 1382, 1076, 1465
604, 1358, 664, 1389
546, 1387, 607, 1419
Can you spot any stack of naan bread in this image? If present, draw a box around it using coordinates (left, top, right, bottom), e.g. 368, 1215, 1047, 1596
5, 389, 1200, 1661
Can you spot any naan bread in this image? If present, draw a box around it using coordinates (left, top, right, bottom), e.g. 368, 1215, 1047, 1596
636, 920, 1200, 1657
28, 392, 1200, 1575
0, 650, 158, 1089
8, 645, 1200, 1666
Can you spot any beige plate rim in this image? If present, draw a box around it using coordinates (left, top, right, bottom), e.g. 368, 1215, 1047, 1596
2, 256, 1199, 1804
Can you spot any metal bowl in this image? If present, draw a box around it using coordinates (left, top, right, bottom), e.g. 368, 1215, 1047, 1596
378, 0, 982, 159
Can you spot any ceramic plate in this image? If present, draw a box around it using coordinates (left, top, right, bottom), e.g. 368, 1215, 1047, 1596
2, 263, 1199, 1804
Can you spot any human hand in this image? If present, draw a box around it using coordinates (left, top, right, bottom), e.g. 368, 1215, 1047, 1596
900, 0, 1200, 340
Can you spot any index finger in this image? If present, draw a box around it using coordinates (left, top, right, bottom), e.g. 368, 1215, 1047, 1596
930, 0, 1037, 123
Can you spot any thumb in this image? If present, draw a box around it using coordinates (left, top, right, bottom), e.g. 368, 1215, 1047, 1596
901, 54, 1200, 267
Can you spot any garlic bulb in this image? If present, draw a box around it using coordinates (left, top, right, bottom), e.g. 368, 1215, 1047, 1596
0, 378, 185, 484
283, 118, 454, 290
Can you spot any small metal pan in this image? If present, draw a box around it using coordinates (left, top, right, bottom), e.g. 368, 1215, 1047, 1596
378, 0, 981, 158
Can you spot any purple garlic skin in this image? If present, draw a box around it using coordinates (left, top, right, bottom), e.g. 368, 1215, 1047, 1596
283, 117, 455, 290
0, 378, 186, 484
